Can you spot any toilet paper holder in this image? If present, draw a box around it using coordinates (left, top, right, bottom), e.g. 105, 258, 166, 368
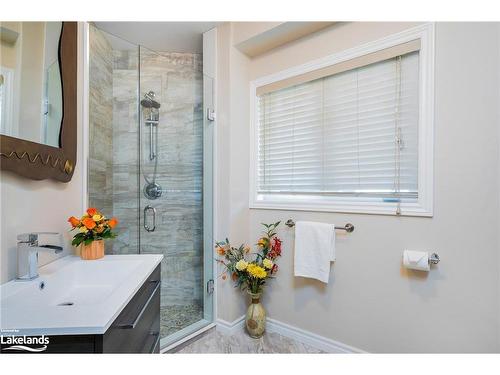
429, 253, 440, 265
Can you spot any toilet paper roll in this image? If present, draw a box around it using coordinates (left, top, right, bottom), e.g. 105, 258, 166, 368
403, 250, 430, 272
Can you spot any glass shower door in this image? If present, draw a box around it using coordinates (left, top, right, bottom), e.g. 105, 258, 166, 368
138, 46, 213, 347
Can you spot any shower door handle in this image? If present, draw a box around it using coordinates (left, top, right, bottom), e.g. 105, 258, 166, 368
144, 205, 156, 232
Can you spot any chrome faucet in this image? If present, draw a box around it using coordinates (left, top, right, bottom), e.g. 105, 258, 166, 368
17, 232, 64, 281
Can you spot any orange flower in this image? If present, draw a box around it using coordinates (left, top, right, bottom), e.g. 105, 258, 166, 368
231, 272, 238, 282
82, 217, 96, 230
86, 207, 98, 216
108, 217, 118, 228
216, 246, 226, 256
68, 216, 80, 227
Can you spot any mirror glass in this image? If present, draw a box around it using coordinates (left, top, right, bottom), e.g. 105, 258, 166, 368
0, 22, 63, 147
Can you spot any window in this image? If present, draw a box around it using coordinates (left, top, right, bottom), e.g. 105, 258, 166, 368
0, 68, 14, 137
250, 24, 434, 216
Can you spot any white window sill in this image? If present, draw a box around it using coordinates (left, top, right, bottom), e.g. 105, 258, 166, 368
249, 195, 433, 217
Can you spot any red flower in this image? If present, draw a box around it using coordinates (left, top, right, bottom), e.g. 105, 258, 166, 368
274, 237, 282, 251
268, 237, 282, 259
271, 264, 279, 274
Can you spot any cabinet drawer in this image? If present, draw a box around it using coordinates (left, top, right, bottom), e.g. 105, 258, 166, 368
103, 265, 161, 353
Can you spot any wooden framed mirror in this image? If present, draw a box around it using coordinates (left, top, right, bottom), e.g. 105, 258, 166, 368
0, 22, 77, 182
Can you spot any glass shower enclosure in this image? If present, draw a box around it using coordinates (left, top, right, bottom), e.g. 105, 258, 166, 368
87, 24, 214, 349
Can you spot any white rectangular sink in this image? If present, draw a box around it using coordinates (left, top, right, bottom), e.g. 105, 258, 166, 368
0, 254, 163, 335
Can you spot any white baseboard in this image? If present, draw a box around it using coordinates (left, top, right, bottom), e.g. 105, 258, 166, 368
216, 315, 365, 353
266, 318, 365, 353
215, 316, 245, 335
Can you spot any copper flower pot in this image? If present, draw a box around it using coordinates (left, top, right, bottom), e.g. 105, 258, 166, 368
80, 240, 104, 260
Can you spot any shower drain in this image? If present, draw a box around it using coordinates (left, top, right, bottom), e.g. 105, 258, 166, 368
57, 302, 74, 306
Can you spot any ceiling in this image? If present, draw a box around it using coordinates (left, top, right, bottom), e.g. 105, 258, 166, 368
94, 22, 219, 53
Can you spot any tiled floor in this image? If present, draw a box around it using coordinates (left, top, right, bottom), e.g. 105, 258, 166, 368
170, 328, 325, 353
160, 304, 203, 338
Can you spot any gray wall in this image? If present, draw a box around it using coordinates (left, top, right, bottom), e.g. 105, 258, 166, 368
215, 22, 500, 352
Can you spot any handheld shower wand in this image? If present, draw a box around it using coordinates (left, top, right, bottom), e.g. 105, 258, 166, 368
141, 91, 161, 109
141, 91, 162, 200
142, 91, 161, 160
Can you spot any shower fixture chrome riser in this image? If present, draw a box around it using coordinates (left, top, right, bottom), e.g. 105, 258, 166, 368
146, 121, 158, 161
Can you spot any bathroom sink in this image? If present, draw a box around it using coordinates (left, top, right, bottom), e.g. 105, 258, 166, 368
2, 260, 140, 309
0, 254, 163, 335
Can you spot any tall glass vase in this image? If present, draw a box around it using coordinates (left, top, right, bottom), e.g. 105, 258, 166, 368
245, 291, 266, 338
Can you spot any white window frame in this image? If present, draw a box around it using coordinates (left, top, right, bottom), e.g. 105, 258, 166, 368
249, 23, 434, 217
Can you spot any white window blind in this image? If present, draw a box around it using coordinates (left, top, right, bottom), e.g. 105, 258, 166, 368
257, 51, 419, 200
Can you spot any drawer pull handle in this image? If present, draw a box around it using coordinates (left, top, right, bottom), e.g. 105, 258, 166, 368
118, 280, 160, 329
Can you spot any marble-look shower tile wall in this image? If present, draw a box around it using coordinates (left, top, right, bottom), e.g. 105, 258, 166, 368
111, 50, 140, 255
88, 25, 114, 253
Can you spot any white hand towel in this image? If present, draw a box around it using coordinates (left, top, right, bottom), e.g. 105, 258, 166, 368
406, 250, 426, 265
293, 221, 335, 284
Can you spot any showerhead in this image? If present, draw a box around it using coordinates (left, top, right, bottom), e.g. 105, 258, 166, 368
141, 91, 161, 109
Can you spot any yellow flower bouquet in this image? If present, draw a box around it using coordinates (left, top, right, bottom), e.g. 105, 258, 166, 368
216, 222, 282, 337
216, 222, 282, 294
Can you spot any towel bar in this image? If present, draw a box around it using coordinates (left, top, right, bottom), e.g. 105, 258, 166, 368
285, 219, 354, 233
